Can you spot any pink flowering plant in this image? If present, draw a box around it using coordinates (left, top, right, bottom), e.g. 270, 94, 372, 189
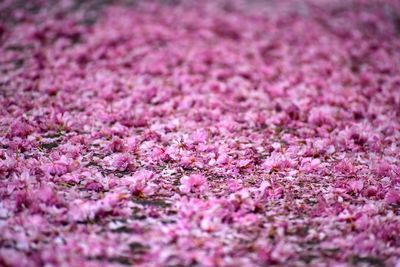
0, 0, 400, 266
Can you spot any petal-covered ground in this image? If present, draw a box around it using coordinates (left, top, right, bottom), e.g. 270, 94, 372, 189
1, 0, 400, 266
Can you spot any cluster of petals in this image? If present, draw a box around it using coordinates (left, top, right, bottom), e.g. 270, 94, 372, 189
1, 0, 400, 266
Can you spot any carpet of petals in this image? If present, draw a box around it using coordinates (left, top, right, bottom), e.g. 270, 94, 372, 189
1, 0, 400, 266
